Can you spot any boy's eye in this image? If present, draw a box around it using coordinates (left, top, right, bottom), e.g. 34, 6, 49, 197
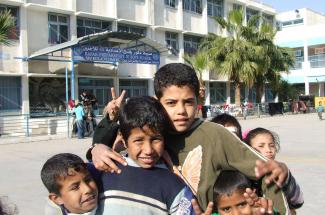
185, 100, 195, 106
220, 207, 231, 213
166, 101, 176, 106
238, 201, 248, 208
70, 184, 79, 191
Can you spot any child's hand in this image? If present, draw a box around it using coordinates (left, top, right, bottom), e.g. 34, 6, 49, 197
255, 159, 288, 188
91, 144, 127, 173
244, 188, 273, 215
191, 199, 214, 215
103, 88, 126, 121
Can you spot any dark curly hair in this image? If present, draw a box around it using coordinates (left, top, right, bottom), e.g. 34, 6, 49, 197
154, 63, 200, 99
119, 96, 170, 142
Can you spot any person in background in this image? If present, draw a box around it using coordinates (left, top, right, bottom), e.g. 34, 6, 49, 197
74, 102, 85, 139
316, 101, 324, 120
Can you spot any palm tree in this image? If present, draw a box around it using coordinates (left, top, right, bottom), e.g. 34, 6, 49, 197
251, 22, 295, 103
201, 9, 261, 105
183, 51, 210, 87
0, 10, 15, 46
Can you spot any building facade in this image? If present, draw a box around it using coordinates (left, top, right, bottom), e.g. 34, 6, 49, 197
276, 8, 325, 97
0, 0, 276, 116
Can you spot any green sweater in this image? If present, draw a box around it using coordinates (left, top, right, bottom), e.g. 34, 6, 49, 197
165, 119, 289, 215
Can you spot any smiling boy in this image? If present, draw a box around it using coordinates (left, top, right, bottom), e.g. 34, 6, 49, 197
96, 96, 194, 215
41, 153, 98, 215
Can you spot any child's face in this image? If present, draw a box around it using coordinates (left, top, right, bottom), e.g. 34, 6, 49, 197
159, 85, 197, 133
217, 191, 252, 215
126, 125, 164, 168
250, 133, 276, 160
51, 169, 98, 214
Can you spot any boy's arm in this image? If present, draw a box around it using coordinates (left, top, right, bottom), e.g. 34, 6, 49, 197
169, 186, 197, 215
282, 171, 304, 209
218, 131, 290, 215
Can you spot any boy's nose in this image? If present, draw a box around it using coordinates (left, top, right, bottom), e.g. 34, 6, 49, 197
142, 142, 154, 155
176, 103, 186, 115
81, 182, 93, 193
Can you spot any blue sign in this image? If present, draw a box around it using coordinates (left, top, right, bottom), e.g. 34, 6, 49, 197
73, 46, 160, 65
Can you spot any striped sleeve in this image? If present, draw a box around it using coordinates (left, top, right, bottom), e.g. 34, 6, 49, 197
282, 171, 304, 209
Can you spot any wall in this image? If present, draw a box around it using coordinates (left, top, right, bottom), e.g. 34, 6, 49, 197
117, 0, 148, 23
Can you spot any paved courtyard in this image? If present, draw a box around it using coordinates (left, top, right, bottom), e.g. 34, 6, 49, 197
0, 113, 324, 214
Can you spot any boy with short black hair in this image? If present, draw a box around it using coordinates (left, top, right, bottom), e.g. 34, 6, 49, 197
41, 153, 98, 215
90, 63, 291, 215
213, 170, 276, 215
96, 96, 194, 215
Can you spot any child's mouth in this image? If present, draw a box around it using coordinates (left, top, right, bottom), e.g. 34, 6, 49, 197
81, 194, 97, 205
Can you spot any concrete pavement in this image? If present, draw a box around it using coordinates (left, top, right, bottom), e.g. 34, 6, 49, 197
0, 113, 324, 214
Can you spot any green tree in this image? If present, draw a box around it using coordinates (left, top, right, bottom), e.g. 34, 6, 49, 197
201, 9, 261, 105
250, 22, 295, 103
276, 79, 299, 101
0, 10, 15, 45
183, 51, 210, 87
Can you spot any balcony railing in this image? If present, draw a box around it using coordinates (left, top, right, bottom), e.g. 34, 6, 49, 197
291, 56, 303, 69
309, 54, 325, 68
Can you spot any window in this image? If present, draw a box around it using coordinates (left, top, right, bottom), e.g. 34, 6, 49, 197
282, 18, 303, 27
79, 78, 114, 108
165, 32, 178, 51
294, 49, 302, 57
246, 8, 259, 25
48, 14, 69, 44
276, 21, 282, 31
210, 82, 226, 104
263, 13, 274, 25
183, 0, 202, 14
233, 4, 242, 11
207, 0, 223, 17
77, 18, 111, 38
117, 24, 146, 36
184, 35, 201, 55
0, 77, 21, 112
165, 0, 177, 8
119, 80, 148, 97
0, 4, 19, 40
315, 47, 325, 55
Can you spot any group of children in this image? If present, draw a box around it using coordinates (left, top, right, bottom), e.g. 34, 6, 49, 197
41, 63, 303, 215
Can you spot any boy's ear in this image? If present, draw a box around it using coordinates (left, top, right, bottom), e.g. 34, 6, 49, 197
49, 193, 64, 206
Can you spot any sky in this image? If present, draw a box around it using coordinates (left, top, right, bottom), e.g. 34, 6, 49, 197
261, 0, 325, 14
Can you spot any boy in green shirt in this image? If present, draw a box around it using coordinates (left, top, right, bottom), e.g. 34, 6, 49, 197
89, 63, 290, 214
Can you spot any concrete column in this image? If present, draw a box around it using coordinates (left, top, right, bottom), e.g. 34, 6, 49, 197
19, 5, 29, 114
205, 81, 210, 105
21, 75, 29, 114
148, 78, 154, 97
261, 86, 265, 103
302, 61, 310, 95
303, 39, 310, 95
178, 0, 184, 30
178, 33, 184, 62
202, 0, 208, 34
319, 83, 325, 97
226, 81, 231, 104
